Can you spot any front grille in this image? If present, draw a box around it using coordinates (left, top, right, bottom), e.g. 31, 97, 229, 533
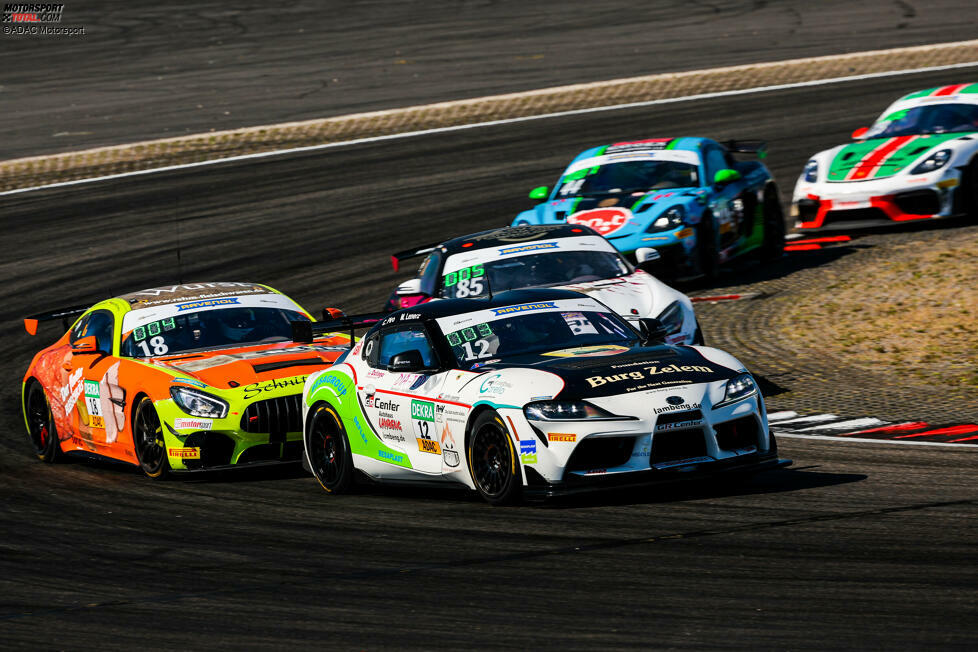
237, 441, 304, 465
565, 436, 636, 472
822, 207, 890, 225
655, 409, 704, 426
796, 199, 820, 222
650, 429, 707, 465
182, 431, 235, 469
241, 394, 303, 440
714, 416, 760, 451
894, 189, 940, 215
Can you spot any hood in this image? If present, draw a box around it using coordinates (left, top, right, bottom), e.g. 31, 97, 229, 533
554, 275, 656, 320
472, 344, 738, 398
149, 342, 349, 389
559, 190, 697, 238
826, 133, 964, 181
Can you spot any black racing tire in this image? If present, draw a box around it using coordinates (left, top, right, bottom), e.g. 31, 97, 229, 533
467, 411, 523, 506
696, 212, 720, 280
962, 159, 978, 218
759, 185, 786, 262
306, 403, 357, 494
768, 431, 779, 458
133, 397, 170, 479
24, 381, 61, 463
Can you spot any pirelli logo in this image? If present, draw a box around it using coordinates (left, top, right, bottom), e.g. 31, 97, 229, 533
417, 438, 442, 454
168, 447, 201, 460
548, 433, 577, 442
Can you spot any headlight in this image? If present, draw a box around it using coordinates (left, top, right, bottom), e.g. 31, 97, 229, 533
655, 300, 684, 336
910, 149, 951, 174
646, 205, 685, 232
524, 400, 627, 421
170, 387, 229, 419
803, 159, 818, 182
713, 373, 757, 409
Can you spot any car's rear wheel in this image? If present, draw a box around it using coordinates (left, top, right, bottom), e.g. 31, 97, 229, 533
306, 404, 356, 494
759, 185, 786, 262
696, 212, 720, 280
133, 397, 169, 479
467, 411, 522, 506
25, 381, 61, 463
962, 159, 978, 218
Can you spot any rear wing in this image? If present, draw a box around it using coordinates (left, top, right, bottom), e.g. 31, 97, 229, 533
24, 305, 89, 335
723, 139, 767, 159
390, 242, 440, 272
291, 310, 388, 346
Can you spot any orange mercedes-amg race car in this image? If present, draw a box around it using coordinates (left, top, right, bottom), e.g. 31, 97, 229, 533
22, 281, 350, 477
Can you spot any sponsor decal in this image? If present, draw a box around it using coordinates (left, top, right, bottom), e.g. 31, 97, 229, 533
479, 374, 511, 396
490, 302, 557, 316
170, 377, 208, 389
411, 400, 435, 422
542, 345, 630, 358
520, 440, 537, 464
309, 373, 348, 398
379, 450, 404, 464
242, 375, 307, 400
586, 364, 714, 388
367, 369, 385, 379
378, 416, 402, 431
498, 242, 560, 256
607, 138, 673, 152
417, 438, 441, 454
655, 420, 704, 431
168, 447, 201, 460
83, 380, 104, 430
568, 207, 631, 236
654, 402, 701, 414
373, 397, 399, 412
584, 468, 607, 475
364, 387, 376, 407
548, 433, 577, 443
352, 416, 370, 445
176, 297, 240, 311
173, 418, 213, 430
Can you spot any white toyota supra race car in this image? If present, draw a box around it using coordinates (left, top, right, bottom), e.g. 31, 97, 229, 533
792, 82, 978, 230
296, 288, 788, 505
386, 224, 702, 345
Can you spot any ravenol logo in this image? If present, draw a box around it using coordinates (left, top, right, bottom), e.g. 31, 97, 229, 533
498, 242, 559, 256
491, 302, 557, 316
177, 297, 240, 311
411, 400, 434, 422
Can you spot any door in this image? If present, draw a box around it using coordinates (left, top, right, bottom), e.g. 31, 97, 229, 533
703, 145, 750, 256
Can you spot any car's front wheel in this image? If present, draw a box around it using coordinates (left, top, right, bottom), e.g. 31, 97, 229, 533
25, 381, 61, 463
962, 159, 978, 218
133, 397, 170, 479
306, 403, 357, 494
467, 411, 522, 506
759, 185, 786, 262
696, 212, 720, 280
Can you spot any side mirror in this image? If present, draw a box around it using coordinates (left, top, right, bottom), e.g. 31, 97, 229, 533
637, 318, 668, 345
713, 169, 742, 186
389, 349, 426, 372
529, 186, 550, 200
635, 247, 661, 264
71, 335, 101, 355
851, 126, 869, 140
396, 279, 423, 295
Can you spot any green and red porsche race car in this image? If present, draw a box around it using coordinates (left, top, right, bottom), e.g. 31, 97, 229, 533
22, 281, 350, 477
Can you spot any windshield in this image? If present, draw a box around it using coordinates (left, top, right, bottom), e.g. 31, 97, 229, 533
557, 160, 699, 198
436, 302, 637, 368
440, 250, 630, 299
865, 103, 978, 138
120, 307, 310, 358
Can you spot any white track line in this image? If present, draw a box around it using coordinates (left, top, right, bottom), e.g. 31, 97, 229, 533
777, 433, 978, 448
3, 60, 978, 197
766, 411, 799, 422
769, 414, 840, 425
794, 417, 888, 432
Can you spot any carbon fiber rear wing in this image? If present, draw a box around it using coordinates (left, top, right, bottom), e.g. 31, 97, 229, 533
24, 305, 90, 335
390, 242, 440, 272
290, 310, 387, 346
723, 139, 767, 158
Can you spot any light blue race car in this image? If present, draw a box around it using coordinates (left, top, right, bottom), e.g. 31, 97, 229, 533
512, 137, 787, 279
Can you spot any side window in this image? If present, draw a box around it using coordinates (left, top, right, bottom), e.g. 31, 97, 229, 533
418, 250, 443, 297
376, 326, 437, 369
71, 310, 114, 353
704, 147, 730, 184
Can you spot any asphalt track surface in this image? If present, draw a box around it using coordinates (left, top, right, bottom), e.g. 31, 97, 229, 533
4, 0, 978, 158
4, 8, 978, 650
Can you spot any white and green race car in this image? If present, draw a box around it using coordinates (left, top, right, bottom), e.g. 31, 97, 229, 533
296, 288, 787, 505
792, 82, 978, 230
